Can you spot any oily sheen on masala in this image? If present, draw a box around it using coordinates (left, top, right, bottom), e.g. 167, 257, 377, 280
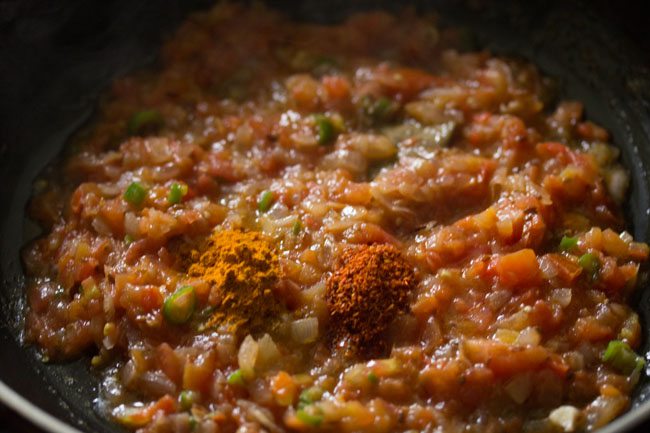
22, 3, 649, 433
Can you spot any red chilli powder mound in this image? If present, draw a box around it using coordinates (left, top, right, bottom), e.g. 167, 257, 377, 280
326, 243, 416, 356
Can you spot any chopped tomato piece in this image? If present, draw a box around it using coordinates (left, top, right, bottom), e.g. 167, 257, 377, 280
463, 339, 549, 377
492, 249, 541, 289
322, 75, 351, 103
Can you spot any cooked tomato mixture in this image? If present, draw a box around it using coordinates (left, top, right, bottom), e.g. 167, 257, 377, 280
23, 3, 650, 433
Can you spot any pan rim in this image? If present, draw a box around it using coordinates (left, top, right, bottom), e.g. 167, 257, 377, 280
2, 2, 650, 433
600, 399, 650, 433
0, 380, 83, 433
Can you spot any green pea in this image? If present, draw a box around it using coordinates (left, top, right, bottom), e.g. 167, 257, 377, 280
560, 235, 578, 252
168, 182, 188, 204
258, 190, 276, 212
296, 408, 323, 427
314, 114, 336, 145
292, 219, 302, 235
123, 182, 147, 206
298, 387, 323, 409
163, 286, 196, 325
127, 110, 164, 135
227, 369, 245, 386
178, 390, 199, 411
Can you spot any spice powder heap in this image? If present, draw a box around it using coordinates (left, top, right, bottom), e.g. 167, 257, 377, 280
188, 229, 280, 332
326, 243, 416, 356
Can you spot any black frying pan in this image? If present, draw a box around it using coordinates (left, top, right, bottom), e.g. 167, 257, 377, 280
2, 1, 650, 432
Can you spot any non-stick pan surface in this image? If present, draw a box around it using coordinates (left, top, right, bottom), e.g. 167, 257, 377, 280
2, 1, 650, 432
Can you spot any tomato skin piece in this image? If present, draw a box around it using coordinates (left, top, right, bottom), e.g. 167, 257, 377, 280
572, 317, 615, 343
541, 253, 582, 283
491, 249, 541, 289
372, 65, 442, 100
115, 395, 177, 429
576, 121, 609, 142
156, 343, 183, 385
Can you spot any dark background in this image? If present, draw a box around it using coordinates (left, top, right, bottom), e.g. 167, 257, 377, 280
1, 0, 649, 432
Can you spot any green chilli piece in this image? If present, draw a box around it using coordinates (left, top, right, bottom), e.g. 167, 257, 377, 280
188, 416, 198, 431
364, 96, 397, 124
296, 408, 324, 427
602, 340, 646, 375
258, 190, 276, 212
314, 114, 336, 145
227, 369, 245, 386
371, 97, 393, 119
168, 182, 188, 204
124, 182, 147, 206
560, 235, 578, 252
124, 234, 134, 245
367, 372, 379, 384
578, 252, 599, 279
178, 390, 199, 411
127, 109, 164, 135
298, 387, 323, 409
292, 219, 302, 236
163, 285, 196, 325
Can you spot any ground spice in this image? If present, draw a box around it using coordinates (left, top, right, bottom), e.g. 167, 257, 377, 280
326, 244, 415, 356
188, 229, 280, 332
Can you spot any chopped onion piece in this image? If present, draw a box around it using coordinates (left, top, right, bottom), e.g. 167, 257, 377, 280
124, 212, 139, 237
347, 134, 397, 160
549, 405, 581, 432
256, 333, 281, 371
238, 399, 282, 432
605, 166, 629, 205
139, 371, 177, 397
238, 335, 259, 379
538, 255, 559, 279
620, 231, 633, 243
494, 328, 519, 344
504, 373, 532, 404
550, 288, 572, 308
418, 121, 456, 149
291, 317, 319, 344
515, 327, 541, 347
92, 217, 113, 236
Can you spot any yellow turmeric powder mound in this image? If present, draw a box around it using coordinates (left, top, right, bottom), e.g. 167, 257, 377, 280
188, 229, 280, 332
